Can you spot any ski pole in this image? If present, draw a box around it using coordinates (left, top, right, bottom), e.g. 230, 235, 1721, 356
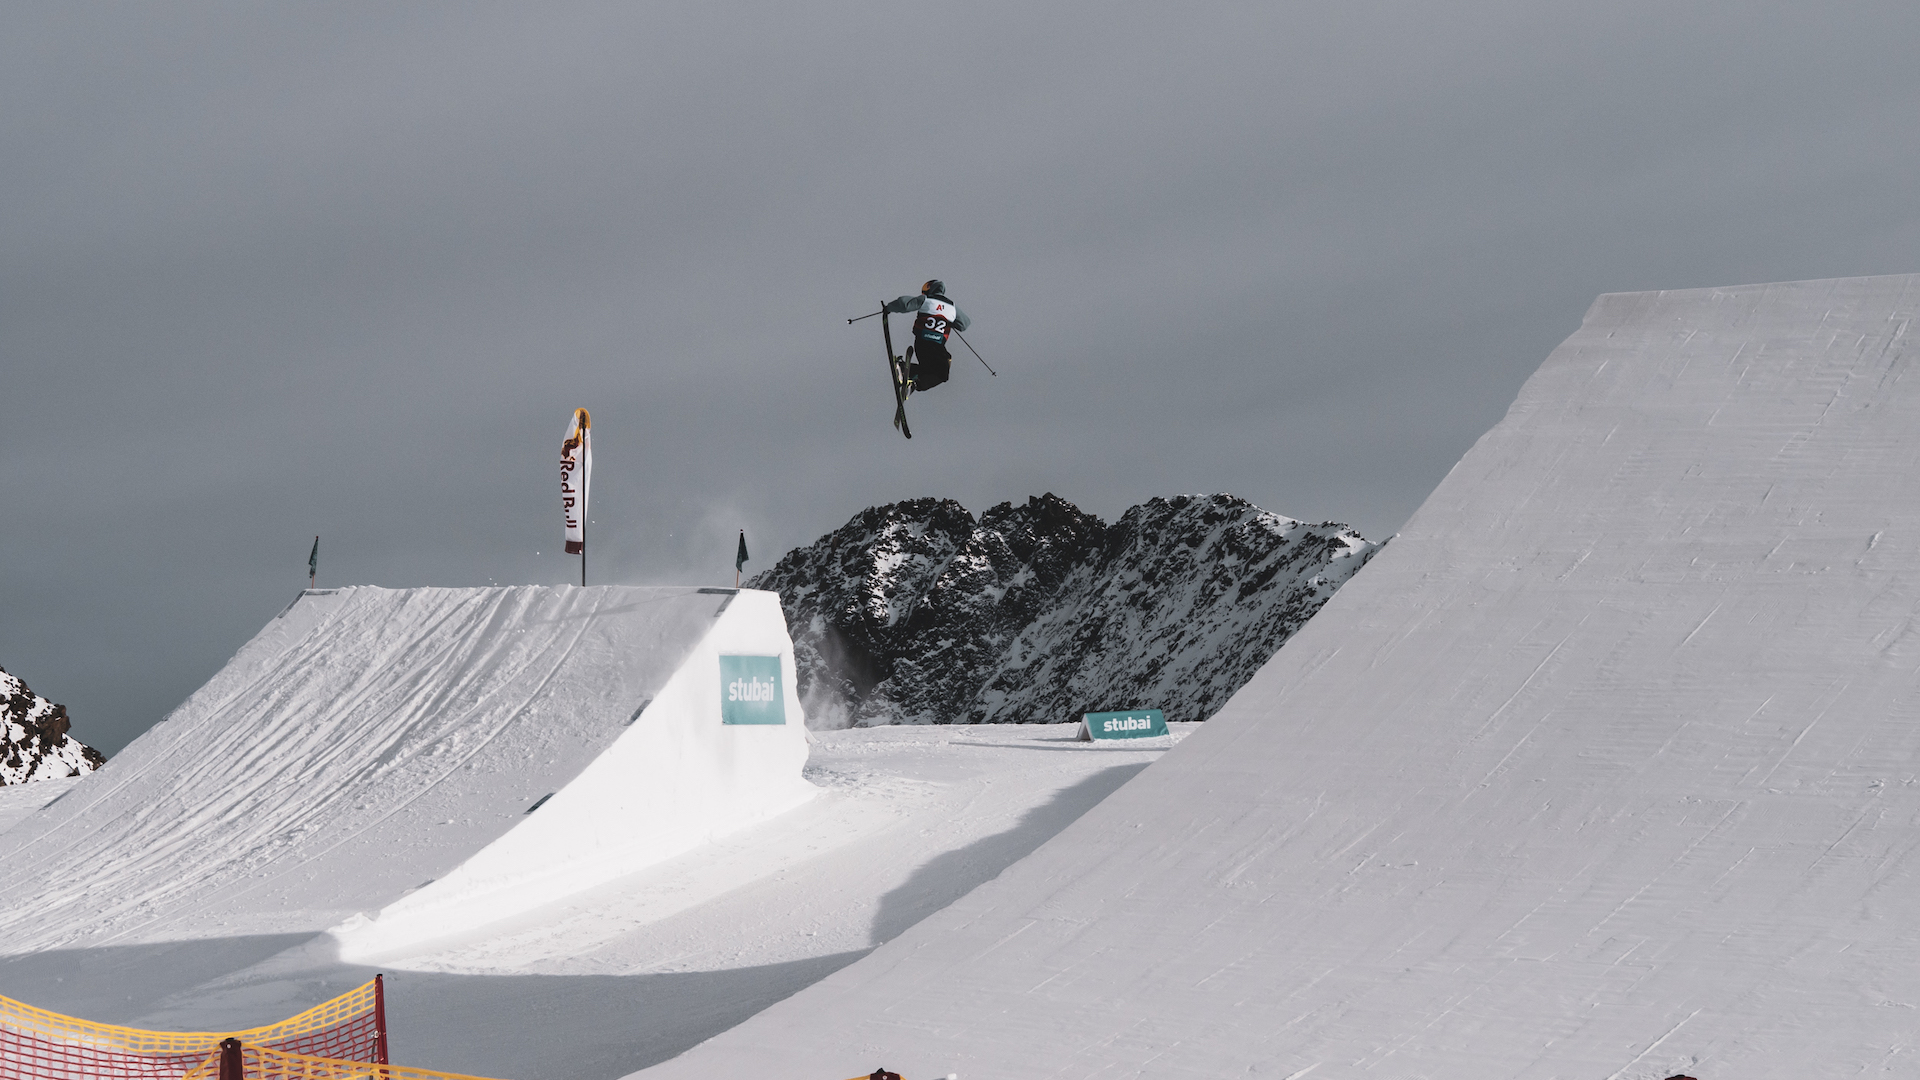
847, 309, 885, 324
955, 330, 996, 376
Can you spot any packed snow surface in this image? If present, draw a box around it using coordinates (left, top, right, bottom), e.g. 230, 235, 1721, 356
0, 585, 811, 954
631, 274, 1920, 1080
0, 723, 1183, 1080
0, 775, 79, 833
0, 579, 1185, 1079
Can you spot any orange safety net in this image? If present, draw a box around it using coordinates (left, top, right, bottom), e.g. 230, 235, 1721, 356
180, 1044, 505, 1080
0, 978, 384, 1080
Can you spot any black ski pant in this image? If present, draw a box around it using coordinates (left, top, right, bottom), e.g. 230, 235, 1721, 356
909, 338, 952, 390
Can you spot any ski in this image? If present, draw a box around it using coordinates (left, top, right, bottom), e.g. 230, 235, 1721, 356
880, 307, 912, 439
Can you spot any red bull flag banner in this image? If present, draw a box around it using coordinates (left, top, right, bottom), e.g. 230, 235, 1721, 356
561, 408, 591, 581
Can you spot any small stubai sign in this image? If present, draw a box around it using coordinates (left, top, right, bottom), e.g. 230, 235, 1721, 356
1080, 708, 1168, 741
720, 655, 786, 725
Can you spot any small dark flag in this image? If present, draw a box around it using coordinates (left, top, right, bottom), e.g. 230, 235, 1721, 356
735, 530, 749, 586
308, 536, 319, 588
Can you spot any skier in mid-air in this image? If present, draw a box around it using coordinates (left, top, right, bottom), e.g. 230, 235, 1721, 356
884, 279, 971, 392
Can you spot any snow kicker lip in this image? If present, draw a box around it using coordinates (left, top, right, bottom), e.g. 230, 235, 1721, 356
0, 585, 813, 960
330, 587, 816, 964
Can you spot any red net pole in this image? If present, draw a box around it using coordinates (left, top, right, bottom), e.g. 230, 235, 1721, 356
373, 974, 390, 1065
218, 1038, 244, 1080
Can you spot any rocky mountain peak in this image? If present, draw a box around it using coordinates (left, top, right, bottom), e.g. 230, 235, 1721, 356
749, 492, 1378, 727
2, 667, 106, 785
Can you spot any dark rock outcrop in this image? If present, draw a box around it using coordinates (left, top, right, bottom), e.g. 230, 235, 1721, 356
2, 667, 106, 785
748, 493, 1378, 726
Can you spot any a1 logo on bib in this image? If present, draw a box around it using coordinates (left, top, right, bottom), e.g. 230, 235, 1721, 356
719, 655, 786, 725
1080, 708, 1168, 740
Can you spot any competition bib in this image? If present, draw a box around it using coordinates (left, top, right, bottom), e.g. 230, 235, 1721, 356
914, 298, 958, 341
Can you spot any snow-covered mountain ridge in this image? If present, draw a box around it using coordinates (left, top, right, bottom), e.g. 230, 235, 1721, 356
748, 493, 1378, 726
2, 666, 104, 785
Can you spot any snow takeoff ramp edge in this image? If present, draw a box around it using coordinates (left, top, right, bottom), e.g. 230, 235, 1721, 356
0, 586, 814, 958
631, 274, 1920, 1080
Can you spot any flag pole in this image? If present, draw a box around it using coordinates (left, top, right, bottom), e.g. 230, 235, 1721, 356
581, 425, 589, 587
562, 408, 592, 588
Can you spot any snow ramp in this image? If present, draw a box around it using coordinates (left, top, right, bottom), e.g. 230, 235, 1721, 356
633, 274, 1920, 1080
0, 586, 812, 957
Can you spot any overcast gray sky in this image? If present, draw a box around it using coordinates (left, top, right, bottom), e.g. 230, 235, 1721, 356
5, 2, 1918, 755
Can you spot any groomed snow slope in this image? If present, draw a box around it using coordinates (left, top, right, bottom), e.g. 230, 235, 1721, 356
635, 274, 1920, 1080
0, 585, 812, 956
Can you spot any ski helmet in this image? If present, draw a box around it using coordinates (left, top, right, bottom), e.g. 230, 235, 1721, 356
921, 279, 946, 296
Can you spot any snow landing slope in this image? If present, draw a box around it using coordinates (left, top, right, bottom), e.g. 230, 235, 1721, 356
0, 585, 812, 957
634, 274, 1920, 1080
